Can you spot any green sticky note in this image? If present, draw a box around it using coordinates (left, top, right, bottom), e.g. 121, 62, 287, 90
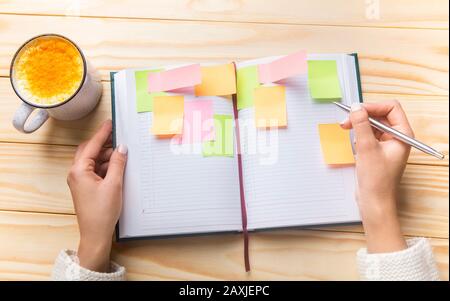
307, 60, 342, 100
236, 66, 260, 110
202, 114, 234, 157
135, 70, 166, 112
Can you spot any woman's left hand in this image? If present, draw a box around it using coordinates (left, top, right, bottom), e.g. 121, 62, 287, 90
67, 120, 127, 272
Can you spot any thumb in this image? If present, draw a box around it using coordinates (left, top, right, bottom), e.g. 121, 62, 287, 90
349, 103, 378, 153
105, 144, 128, 185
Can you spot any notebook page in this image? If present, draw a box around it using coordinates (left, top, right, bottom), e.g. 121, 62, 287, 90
236, 54, 361, 230
116, 67, 242, 238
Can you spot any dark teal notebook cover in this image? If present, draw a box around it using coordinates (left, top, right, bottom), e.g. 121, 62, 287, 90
111, 53, 364, 242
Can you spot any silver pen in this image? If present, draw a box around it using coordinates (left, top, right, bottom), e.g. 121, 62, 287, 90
333, 102, 445, 160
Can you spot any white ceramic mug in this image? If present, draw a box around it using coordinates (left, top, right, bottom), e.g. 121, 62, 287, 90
11, 34, 102, 133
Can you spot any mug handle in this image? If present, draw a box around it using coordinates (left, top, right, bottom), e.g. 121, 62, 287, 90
12, 102, 49, 133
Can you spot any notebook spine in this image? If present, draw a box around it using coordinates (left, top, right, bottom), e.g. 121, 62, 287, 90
110, 71, 121, 242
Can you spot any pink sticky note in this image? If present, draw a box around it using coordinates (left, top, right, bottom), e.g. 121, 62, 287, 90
174, 100, 215, 144
148, 64, 202, 92
168, 86, 196, 95
257, 50, 307, 84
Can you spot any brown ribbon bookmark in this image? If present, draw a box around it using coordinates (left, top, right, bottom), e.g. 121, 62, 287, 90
232, 62, 250, 272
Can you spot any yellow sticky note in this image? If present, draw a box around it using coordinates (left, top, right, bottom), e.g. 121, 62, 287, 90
318, 124, 355, 165
152, 95, 184, 136
195, 64, 236, 96
253, 85, 287, 128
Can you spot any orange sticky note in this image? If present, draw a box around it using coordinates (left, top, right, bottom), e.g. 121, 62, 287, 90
318, 124, 355, 165
195, 64, 236, 96
253, 85, 287, 128
152, 95, 184, 136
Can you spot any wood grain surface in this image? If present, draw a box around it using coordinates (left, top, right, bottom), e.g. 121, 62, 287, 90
0, 0, 448, 29
0, 14, 448, 95
0, 0, 447, 280
0, 210, 447, 280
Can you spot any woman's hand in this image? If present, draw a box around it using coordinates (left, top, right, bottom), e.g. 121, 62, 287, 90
341, 101, 413, 253
67, 120, 127, 272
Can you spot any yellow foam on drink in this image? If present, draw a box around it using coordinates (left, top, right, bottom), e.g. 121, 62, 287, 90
13, 37, 84, 105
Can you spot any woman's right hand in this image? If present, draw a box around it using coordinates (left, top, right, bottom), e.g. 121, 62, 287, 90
340, 101, 414, 253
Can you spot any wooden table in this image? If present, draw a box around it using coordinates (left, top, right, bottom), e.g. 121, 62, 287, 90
0, 0, 448, 280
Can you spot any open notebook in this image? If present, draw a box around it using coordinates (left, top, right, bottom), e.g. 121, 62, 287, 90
111, 53, 362, 266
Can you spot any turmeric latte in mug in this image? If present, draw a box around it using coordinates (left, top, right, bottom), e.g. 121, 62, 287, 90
11, 34, 101, 133
12, 36, 85, 106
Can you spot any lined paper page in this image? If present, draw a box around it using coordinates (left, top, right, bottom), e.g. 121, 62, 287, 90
116, 67, 242, 238
236, 54, 361, 230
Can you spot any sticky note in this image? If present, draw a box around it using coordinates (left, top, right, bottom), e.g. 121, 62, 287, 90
152, 95, 184, 136
318, 123, 355, 165
307, 60, 342, 100
253, 85, 287, 128
148, 64, 202, 92
202, 114, 234, 157
174, 100, 215, 144
195, 64, 236, 96
258, 50, 307, 84
135, 70, 167, 112
236, 66, 260, 110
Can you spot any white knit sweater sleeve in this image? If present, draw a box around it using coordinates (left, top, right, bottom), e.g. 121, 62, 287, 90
51, 249, 126, 281
357, 237, 440, 281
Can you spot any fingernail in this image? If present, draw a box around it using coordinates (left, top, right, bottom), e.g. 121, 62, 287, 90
351, 103, 362, 112
117, 144, 128, 155
340, 118, 348, 125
